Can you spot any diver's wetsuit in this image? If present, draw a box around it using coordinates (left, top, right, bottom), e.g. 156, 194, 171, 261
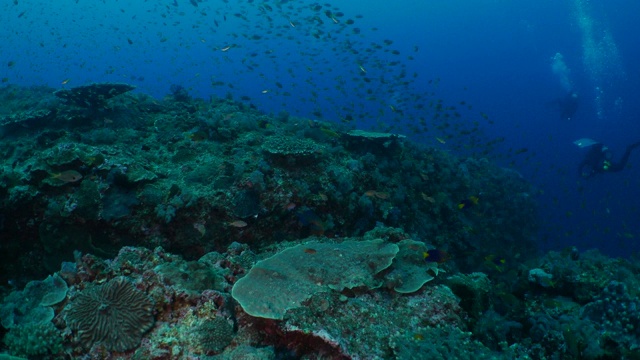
579, 142, 640, 178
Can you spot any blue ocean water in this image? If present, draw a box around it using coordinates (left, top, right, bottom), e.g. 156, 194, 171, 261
2, 0, 639, 258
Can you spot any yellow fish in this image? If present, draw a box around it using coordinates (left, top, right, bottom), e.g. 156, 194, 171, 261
484, 254, 506, 272
458, 196, 479, 209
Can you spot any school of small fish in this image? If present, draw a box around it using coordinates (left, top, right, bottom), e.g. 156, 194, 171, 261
1, 0, 515, 159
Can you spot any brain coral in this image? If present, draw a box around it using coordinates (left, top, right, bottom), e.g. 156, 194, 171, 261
64, 276, 155, 352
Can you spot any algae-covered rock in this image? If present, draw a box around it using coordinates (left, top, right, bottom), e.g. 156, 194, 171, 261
224, 345, 276, 359
0, 109, 54, 127
154, 258, 225, 293
231, 239, 399, 319
196, 317, 235, 353
53, 82, 135, 108
123, 164, 158, 184
38, 222, 113, 272
101, 187, 139, 221
343, 129, 406, 155
2, 321, 63, 358
42, 142, 83, 167
0, 273, 68, 329
73, 179, 102, 220
0, 355, 29, 360
232, 189, 261, 219
262, 135, 324, 165
446, 272, 492, 318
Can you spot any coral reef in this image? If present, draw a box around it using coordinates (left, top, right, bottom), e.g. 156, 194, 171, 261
0, 84, 638, 359
0, 274, 68, 329
3, 321, 62, 358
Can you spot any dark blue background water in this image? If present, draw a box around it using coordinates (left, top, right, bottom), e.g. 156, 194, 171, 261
2, 0, 639, 257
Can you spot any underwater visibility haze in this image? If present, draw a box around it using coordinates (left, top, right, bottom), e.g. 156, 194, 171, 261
1, 0, 640, 358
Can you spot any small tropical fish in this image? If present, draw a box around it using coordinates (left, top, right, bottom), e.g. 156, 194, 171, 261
84, 154, 105, 166
436, 137, 446, 144
61, 78, 70, 85
423, 249, 450, 264
257, 119, 271, 129
536, 275, 555, 288
364, 190, 389, 199
421, 193, 435, 203
50, 170, 82, 183
374, 191, 389, 199
228, 220, 248, 228
319, 127, 340, 138
458, 196, 479, 210
186, 130, 208, 142
484, 254, 506, 272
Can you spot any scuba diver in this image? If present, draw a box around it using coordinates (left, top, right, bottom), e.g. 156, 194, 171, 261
555, 92, 579, 121
576, 139, 640, 178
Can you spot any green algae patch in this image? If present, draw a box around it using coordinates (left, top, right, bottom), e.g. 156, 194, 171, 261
231, 239, 399, 320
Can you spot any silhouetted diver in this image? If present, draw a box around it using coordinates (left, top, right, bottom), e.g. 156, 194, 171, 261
579, 141, 640, 178
556, 92, 579, 120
